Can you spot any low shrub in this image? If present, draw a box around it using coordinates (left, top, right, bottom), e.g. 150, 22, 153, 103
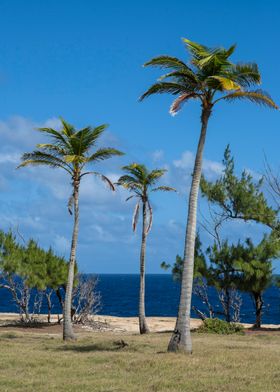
196, 318, 244, 335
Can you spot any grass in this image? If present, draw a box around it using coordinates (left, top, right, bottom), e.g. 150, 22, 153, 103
0, 330, 280, 392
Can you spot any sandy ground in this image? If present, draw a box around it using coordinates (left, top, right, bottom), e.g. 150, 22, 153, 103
0, 313, 279, 335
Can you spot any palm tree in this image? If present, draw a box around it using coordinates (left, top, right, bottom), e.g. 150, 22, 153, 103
18, 118, 123, 341
140, 39, 278, 353
117, 163, 175, 334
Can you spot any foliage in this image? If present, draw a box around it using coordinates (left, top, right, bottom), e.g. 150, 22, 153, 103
117, 163, 175, 233
200, 145, 278, 228
196, 318, 244, 334
0, 231, 68, 291
0, 230, 69, 321
141, 39, 278, 114
233, 236, 278, 293
18, 118, 124, 205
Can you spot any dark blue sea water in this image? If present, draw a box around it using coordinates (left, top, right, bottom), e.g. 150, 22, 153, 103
0, 274, 280, 324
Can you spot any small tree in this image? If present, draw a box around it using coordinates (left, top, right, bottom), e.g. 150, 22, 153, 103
117, 163, 175, 334
200, 146, 278, 228
72, 275, 101, 325
200, 147, 279, 326
234, 236, 279, 328
0, 231, 68, 322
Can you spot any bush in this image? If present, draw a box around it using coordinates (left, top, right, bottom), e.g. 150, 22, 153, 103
196, 318, 244, 335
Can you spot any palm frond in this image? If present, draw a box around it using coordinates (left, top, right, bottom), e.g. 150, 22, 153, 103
152, 186, 177, 192
121, 164, 148, 183
87, 148, 124, 163
18, 151, 73, 174
60, 117, 75, 137
143, 55, 190, 71
80, 171, 115, 191
170, 92, 198, 115
68, 194, 74, 215
37, 127, 71, 150
207, 76, 241, 91
217, 89, 279, 109
158, 70, 198, 86
231, 63, 261, 88
125, 195, 136, 202
74, 124, 108, 154
36, 143, 68, 157
182, 38, 211, 61
132, 202, 140, 232
146, 200, 153, 234
147, 169, 167, 183
139, 82, 186, 101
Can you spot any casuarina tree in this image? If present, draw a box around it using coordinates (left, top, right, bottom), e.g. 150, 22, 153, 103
140, 39, 278, 353
18, 118, 123, 340
117, 163, 175, 334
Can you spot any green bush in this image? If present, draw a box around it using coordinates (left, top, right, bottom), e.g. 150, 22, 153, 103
196, 318, 244, 335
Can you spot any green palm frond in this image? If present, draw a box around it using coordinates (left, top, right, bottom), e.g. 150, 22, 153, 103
147, 169, 167, 184
143, 55, 190, 71
36, 143, 68, 156
19, 118, 123, 201
141, 38, 277, 115
217, 89, 279, 109
73, 124, 108, 155
139, 82, 187, 101
38, 127, 71, 150
121, 164, 148, 182
18, 151, 73, 174
117, 163, 174, 234
152, 186, 177, 192
158, 70, 199, 86
231, 63, 261, 87
182, 38, 212, 61
87, 148, 124, 163
60, 118, 75, 137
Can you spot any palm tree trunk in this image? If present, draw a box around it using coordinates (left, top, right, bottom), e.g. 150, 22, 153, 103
168, 105, 211, 353
139, 201, 150, 334
253, 292, 263, 328
63, 178, 80, 341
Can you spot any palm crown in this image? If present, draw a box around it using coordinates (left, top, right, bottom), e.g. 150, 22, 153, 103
18, 118, 124, 202
117, 163, 175, 233
140, 38, 278, 114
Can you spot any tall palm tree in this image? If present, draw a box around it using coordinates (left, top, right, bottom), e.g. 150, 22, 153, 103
140, 39, 278, 353
117, 163, 175, 334
18, 118, 123, 341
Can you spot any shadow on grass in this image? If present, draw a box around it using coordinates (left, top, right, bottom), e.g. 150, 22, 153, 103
0, 332, 18, 339
0, 322, 56, 330
55, 340, 132, 353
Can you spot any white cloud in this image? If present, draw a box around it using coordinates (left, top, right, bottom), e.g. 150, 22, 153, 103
152, 149, 164, 162
0, 152, 21, 164
173, 151, 194, 170
54, 235, 71, 254
173, 150, 223, 178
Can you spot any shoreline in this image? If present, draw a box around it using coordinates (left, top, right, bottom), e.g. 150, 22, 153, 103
0, 313, 280, 333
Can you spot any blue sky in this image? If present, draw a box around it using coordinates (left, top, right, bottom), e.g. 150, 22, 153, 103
0, 0, 279, 273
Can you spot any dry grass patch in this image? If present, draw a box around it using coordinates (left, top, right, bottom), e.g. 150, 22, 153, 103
0, 330, 279, 391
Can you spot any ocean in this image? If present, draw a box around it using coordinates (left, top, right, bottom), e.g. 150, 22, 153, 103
0, 274, 280, 324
